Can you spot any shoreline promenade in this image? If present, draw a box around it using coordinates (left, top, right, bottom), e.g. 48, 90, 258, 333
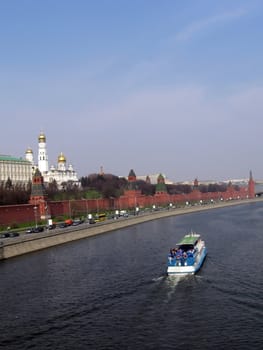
1, 197, 262, 260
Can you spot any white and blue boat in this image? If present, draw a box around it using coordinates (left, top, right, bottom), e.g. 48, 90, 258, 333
167, 231, 207, 276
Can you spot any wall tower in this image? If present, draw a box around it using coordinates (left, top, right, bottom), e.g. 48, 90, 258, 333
29, 168, 48, 219
248, 170, 255, 198
155, 173, 167, 194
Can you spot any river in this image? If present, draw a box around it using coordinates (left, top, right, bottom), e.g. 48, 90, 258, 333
0, 202, 262, 349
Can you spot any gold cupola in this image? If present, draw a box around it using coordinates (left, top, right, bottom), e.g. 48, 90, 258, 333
58, 152, 66, 163
26, 147, 33, 154
38, 132, 46, 143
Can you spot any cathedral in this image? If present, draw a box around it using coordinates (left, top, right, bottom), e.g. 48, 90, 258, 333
25, 132, 79, 188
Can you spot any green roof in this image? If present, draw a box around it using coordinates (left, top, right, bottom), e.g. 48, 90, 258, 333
0, 154, 30, 163
177, 233, 200, 245
156, 182, 167, 192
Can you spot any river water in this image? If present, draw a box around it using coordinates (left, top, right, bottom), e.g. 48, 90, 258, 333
0, 202, 262, 350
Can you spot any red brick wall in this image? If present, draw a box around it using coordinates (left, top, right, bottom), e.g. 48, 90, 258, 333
0, 204, 38, 229
0, 184, 253, 227
48, 198, 114, 218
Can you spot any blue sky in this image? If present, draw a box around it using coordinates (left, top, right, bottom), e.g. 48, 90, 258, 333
1, 0, 263, 182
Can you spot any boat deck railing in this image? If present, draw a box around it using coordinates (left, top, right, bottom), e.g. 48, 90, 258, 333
168, 249, 196, 266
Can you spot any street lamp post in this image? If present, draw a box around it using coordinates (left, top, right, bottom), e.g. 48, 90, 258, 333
85, 199, 89, 218
68, 200, 71, 218
134, 195, 137, 215
33, 206, 38, 228
96, 198, 99, 214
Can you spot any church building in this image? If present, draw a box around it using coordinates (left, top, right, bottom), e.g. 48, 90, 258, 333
25, 132, 79, 188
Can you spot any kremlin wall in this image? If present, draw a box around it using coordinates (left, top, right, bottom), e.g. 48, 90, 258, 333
0, 168, 255, 228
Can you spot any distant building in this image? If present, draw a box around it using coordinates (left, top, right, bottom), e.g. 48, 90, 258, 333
25, 132, 79, 189
45, 152, 79, 188
0, 154, 32, 185
134, 173, 174, 185
0, 132, 79, 188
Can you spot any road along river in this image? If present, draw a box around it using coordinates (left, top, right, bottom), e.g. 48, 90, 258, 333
0, 197, 262, 260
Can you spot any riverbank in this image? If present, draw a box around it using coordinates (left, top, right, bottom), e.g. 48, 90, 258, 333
1, 197, 262, 260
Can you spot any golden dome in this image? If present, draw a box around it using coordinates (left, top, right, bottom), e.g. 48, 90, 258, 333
38, 132, 46, 143
26, 147, 33, 154
58, 152, 66, 163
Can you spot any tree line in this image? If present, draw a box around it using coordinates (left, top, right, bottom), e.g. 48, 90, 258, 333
0, 174, 234, 205
0, 178, 31, 205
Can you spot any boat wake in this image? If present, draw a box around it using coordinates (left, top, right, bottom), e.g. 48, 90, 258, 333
162, 275, 185, 302
151, 275, 166, 283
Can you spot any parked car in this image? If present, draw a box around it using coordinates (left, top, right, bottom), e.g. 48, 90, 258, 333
59, 219, 73, 228
0, 232, 10, 238
65, 219, 73, 226
72, 219, 84, 226
58, 222, 69, 228
9, 232, 20, 237
46, 224, 56, 230
26, 227, 44, 234
26, 228, 34, 234
35, 226, 44, 232
88, 219, 96, 224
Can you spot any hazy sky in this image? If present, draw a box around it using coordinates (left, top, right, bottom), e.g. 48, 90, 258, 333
1, 0, 263, 182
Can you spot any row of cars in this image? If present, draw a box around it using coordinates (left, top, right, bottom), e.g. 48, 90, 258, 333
1, 217, 99, 241
26, 226, 45, 234
26, 219, 86, 233
57, 219, 85, 228
0, 227, 45, 239
0, 231, 20, 239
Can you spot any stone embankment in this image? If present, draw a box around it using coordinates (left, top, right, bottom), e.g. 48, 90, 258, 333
0, 198, 262, 260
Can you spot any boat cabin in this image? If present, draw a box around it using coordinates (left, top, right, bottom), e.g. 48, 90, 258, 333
176, 234, 200, 252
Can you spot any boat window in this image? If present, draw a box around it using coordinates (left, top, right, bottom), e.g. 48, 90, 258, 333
179, 244, 194, 251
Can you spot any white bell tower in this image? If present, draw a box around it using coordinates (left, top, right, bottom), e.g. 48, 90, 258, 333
38, 132, 49, 173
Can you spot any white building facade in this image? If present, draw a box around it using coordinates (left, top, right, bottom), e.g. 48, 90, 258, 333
46, 152, 79, 187
25, 132, 79, 188
0, 154, 32, 185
